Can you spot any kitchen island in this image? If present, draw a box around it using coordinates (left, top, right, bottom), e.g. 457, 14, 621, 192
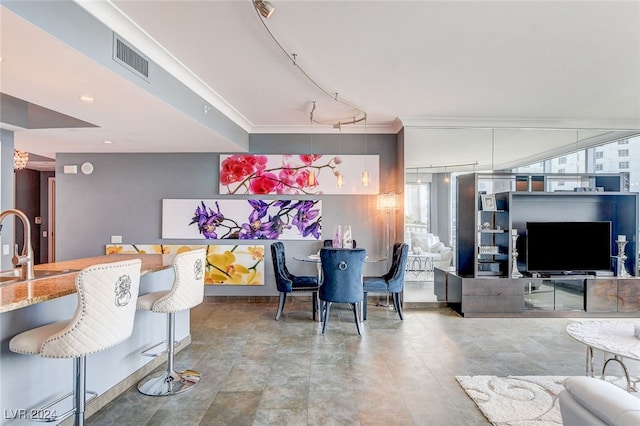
0, 254, 190, 424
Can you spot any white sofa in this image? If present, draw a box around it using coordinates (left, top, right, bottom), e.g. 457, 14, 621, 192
559, 376, 640, 426
405, 228, 453, 267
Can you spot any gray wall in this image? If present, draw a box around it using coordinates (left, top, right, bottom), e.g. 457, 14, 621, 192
56, 132, 399, 296
1, 130, 16, 270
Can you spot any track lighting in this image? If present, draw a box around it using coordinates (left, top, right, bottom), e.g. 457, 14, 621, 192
254, 0, 275, 19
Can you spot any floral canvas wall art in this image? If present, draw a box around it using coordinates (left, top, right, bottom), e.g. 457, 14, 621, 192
105, 243, 265, 285
162, 199, 322, 240
219, 154, 379, 195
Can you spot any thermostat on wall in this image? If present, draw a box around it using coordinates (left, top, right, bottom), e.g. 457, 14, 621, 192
81, 162, 94, 175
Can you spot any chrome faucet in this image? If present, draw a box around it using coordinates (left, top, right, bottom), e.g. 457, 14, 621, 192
0, 209, 35, 280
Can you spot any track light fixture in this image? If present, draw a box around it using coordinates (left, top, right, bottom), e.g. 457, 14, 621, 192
252, 0, 367, 128
254, 0, 275, 18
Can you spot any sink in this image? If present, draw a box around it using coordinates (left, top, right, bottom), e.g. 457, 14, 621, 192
0, 268, 80, 285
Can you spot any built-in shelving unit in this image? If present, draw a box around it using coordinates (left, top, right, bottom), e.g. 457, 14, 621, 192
457, 172, 637, 279
476, 208, 509, 276
444, 172, 639, 316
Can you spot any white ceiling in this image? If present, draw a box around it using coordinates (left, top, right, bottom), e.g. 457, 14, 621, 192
1, 1, 639, 169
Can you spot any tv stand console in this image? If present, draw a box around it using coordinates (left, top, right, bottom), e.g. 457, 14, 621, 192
434, 269, 640, 317
541, 274, 592, 280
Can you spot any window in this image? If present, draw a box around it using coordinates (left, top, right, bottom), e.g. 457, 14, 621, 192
557, 168, 565, 174
595, 164, 603, 171
405, 182, 430, 230
618, 149, 629, 157
618, 139, 629, 145
619, 162, 629, 169
595, 151, 604, 159
558, 157, 567, 164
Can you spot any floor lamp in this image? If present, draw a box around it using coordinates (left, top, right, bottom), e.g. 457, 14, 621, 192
377, 193, 398, 307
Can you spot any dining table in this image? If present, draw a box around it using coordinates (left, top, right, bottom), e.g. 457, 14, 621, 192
293, 252, 387, 285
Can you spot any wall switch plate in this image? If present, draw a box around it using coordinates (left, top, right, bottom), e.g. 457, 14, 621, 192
2, 245, 9, 255
111, 235, 122, 244
63, 165, 78, 174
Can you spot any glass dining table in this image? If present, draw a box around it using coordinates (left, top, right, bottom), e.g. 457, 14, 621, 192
293, 252, 387, 284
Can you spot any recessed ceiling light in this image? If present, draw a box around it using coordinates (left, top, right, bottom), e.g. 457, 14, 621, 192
79, 95, 94, 103
103, 140, 113, 144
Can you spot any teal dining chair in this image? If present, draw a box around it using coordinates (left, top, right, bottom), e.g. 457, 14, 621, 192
319, 248, 367, 335
362, 242, 408, 320
271, 242, 319, 320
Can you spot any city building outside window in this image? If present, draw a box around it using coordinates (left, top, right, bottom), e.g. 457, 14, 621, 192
513, 134, 639, 192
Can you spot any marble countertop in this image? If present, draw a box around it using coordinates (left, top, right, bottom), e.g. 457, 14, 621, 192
0, 254, 175, 313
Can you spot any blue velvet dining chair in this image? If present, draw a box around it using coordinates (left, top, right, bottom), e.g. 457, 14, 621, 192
271, 242, 320, 321
363, 242, 408, 320
319, 248, 367, 335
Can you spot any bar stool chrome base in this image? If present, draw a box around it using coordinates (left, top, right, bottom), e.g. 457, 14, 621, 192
137, 368, 200, 396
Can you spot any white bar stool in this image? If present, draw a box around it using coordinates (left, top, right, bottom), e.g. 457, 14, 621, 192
136, 248, 205, 396
9, 259, 142, 426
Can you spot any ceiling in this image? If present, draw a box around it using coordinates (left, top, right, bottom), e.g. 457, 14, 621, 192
1, 1, 639, 170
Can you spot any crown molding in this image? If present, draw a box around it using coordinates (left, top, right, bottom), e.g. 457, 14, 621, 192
398, 116, 640, 131
250, 123, 400, 134
77, 0, 254, 133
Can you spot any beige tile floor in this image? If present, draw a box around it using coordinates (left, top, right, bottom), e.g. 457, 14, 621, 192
87, 296, 640, 425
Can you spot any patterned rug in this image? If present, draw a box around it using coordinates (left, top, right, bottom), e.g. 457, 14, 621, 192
456, 375, 635, 426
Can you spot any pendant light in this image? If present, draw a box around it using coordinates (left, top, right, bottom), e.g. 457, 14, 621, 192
13, 149, 29, 171
336, 123, 344, 188
361, 115, 369, 186
491, 128, 495, 172
308, 102, 317, 186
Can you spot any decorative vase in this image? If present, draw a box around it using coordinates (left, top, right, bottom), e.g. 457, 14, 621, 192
343, 225, 353, 249
332, 225, 342, 248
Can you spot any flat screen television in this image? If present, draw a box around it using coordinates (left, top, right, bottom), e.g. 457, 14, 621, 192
526, 221, 612, 274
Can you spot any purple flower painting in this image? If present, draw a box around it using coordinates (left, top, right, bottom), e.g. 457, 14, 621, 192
162, 199, 322, 240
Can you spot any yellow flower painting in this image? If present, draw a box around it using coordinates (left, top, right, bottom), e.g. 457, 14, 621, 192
105, 244, 264, 285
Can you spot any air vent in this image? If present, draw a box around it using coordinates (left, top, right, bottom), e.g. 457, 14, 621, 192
113, 34, 149, 80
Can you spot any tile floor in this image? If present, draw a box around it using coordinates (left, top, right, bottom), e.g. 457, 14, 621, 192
88, 296, 640, 425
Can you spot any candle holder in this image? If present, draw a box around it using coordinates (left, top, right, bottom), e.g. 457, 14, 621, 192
616, 238, 631, 278
511, 230, 523, 279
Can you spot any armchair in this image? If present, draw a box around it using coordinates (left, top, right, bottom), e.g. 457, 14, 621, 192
363, 242, 408, 320
271, 242, 320, 321
319, 248, 367, 335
